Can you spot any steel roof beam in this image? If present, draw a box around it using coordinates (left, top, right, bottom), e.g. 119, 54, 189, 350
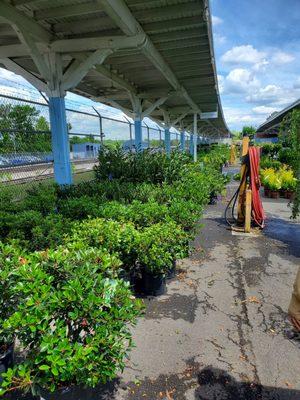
100, 0, 200, 112
0, 57, 48, 92
143, 16, 206, 34
34, 2, 103, 21
0, 1, 52, 43
50, 34, 147, 53
62, 49, 113, 91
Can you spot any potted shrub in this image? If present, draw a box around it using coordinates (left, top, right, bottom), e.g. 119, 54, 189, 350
0, 244, 142, 398
66, 218, 139, 281
135, 222, 189, 295
267, 172, 282, 199
279, 168, 297, 199
0, 242, 24, 372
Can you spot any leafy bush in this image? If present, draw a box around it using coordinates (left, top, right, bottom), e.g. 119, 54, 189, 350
260, 143, 282, 158
67, 218, 139, 271
278, 147, 295, 167
0, 242, 24, 349
22, 183, 57, 215
279, 167, 297, 191
58, 195, 102, 220
94, 146, 192, 184
136, 222, 189, 276
0, 245, 141, 396
30, 214, 73, 251
260, 156, 282, 170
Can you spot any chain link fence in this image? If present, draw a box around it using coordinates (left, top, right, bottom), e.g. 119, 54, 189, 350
0, 89, 184, 198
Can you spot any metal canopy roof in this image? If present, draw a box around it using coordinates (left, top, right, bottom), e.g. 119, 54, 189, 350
256, 98, 300, 134
0, 0, 229, 137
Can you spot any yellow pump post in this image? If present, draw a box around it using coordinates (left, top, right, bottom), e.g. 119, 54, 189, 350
229, 144, 236, 165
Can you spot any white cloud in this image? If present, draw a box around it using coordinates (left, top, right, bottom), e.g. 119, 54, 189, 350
223, 68, 260, 94
222, 106, 262, 127
212, 15, 223, 26
246, 83, 300, 109
246, 84, 282, 103
252, 105, 278, 115
217, 74, 225, 94
214, 33, 227, 45
271, 51, 295, 65
293, 77, 300, 89
221, 45, 267, 65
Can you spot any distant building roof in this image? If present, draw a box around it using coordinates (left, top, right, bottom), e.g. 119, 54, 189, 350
256, 98, 300, 134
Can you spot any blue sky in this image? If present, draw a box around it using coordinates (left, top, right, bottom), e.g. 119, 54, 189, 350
0, 0, 299, 133
211, 0, 300, 131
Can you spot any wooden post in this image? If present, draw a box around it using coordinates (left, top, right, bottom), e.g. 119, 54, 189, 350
244, 187, 252, 233
229, 144, 236, 165
237, 136, 250, 223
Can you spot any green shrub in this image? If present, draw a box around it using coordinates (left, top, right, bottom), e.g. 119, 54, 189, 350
58, 195, 102, 220
30, 214, 73, 251
94, 146, 192, 184
167, 199, 202, 231
0, 245, 141, 396
6, 210, 42, 243
260, 156, 282, 170
136, 222, 189, 276
278, 147, 295, 167
22, 184, 57, 215
67, 218, 139, 271
0, 242, 24, 349
261, 143, 282, 158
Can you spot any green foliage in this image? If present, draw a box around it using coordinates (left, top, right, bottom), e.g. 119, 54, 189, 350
0, 242, 24, 347
94, 145, 191, 184
22, 184, 57, 215
242, 126, 256, 139
280, 109, 300, 217
260, 143, 282, 158
67, 218, 139, 271
136, 222, 189, 276
0, 144, 229, 396
0, 104, 51, 153
260, 156, 282, 170
0, 245, 141, 395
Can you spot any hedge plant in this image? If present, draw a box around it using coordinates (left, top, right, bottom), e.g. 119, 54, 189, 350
0, 245, 142, 396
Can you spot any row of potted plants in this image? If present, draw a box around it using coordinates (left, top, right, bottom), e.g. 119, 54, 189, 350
260, 166, 297, 199
0, 146, 230, 397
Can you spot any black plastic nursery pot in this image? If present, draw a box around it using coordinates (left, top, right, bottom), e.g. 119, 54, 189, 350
136, 269, 166, 296
209, 191, 218, 205
166, 260, 176, 279
0, 343, 14, 373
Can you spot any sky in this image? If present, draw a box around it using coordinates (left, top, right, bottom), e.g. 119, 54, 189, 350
211, 0, 300, 131
0, 0, 300, 134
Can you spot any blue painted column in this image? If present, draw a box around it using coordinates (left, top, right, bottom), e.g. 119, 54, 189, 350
180, 131, 185, 152
49, 97, 73, 185
134, 115, 142, 151
164, 127, 171, 156
189, 134, 194, 156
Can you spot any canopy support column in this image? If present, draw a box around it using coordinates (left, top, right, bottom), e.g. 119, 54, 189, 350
134, 115, 142, 151
193, 113, 198, 162
180, 131, 185, 152
189, 134, 194, 156
49, 96, 72, 185
164, 127, 171, 156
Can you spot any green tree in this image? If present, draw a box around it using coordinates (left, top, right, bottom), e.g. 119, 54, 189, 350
242, 126, 256, 139
0, 104, 52, 153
